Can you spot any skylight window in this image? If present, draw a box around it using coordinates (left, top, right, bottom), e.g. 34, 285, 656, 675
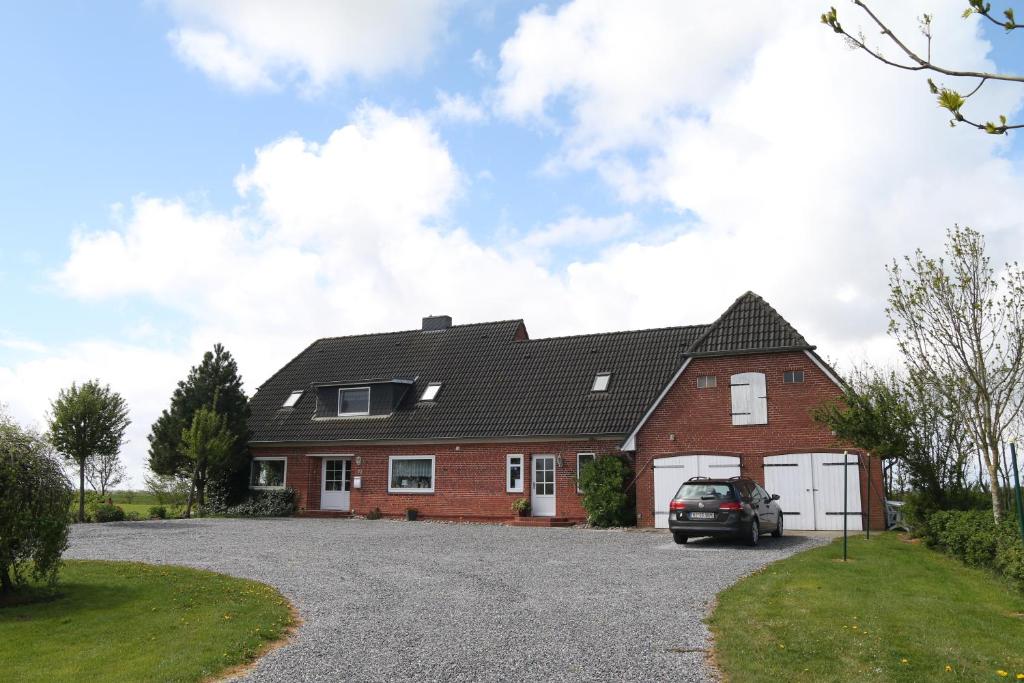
592, 373, 612, 392
282, 390, 303, 408
420, 382, 442, 401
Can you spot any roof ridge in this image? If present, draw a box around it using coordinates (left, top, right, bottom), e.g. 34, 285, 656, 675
523, 323, 708, 344
685, 291, 754, 353
312, 319, 525, 343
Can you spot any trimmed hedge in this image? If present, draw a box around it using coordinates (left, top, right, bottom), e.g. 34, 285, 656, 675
922, 509, 1024, 592
225, 488, 298, 517
92, 504, 126, 523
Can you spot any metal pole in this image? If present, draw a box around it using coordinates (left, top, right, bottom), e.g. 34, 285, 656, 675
865, 453, 871, 540
843, 450, 849, 562
1010, 441, 1024, 548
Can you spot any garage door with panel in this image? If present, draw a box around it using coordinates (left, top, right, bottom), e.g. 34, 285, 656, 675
653, 455, 741, 528
763, 453, 862, 530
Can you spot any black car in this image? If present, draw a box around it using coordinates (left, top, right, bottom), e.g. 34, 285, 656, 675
668, 477, 783, 546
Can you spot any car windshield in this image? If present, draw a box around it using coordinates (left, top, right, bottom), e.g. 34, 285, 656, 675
675, 483, 735, 500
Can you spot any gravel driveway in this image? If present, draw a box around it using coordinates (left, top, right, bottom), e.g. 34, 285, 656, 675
67, 519, 826, 682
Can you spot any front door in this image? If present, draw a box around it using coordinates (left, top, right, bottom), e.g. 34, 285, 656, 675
531, 455, 556, 517
321, 458, 351, 511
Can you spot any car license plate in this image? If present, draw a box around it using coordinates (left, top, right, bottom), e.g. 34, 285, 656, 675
689, 512, 716, 520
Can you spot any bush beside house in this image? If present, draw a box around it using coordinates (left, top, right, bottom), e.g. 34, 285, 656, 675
578, 456, 633, 527
921, 509, 1024, 592
223, 488, 298, 517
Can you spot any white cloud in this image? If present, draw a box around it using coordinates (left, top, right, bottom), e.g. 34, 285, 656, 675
470, 48, 491, 73
17, 1, 1024, 486
432, 91, 487, 124
163, 0, 453, 93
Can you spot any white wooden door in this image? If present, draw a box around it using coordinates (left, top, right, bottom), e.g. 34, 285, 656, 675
764, 454, 816, 530
812, 453, 862, 531
321, 458, 351, 511
764, 453, 862, 530
531, 455, 556, 517
652, 455, 741, 528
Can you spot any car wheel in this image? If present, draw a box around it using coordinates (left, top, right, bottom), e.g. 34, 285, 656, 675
672, 532, 688, 545
746, 519, 759, 546
772, 514, 783, 538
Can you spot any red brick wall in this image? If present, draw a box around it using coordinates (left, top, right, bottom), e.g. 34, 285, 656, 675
249, 440, 619, 521
633, 351, 886, 530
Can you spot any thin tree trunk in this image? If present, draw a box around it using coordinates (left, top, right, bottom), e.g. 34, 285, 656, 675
0, 562, 12, 594
196, 478, 206, 517
185, 467, 198, 519
987, 444, 1005, 522
79, 460, 86, 523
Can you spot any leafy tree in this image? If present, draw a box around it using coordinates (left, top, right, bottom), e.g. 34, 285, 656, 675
143, 472, 190, 509
49, 381, 130, 523
814, 366, 973, 508
0, 411, 73, 594
180, 405, 236, 518
85, 450, 127, 497
822, 1, 1023, 135
578, 456, 632, 527
148, 344, 250, 504
886, 226, 1024, 521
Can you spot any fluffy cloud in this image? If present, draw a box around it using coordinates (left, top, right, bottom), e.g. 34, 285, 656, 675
164, 0, 453, 92
494, 0, 1024, 355
14, 1, 1024, 487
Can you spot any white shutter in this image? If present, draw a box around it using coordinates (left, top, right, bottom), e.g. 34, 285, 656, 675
750, 372, 768, 424
730, 374, 752, 425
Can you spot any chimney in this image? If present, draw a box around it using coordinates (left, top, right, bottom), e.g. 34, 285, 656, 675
422, 314, 452, 332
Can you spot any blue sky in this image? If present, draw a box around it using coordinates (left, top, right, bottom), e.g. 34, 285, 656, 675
2, 1, 1023, 484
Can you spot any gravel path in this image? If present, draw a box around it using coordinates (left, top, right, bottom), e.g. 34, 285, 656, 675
67, 519, 827, 682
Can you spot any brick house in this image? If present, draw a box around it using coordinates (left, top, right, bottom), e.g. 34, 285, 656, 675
247, 292, 886, 530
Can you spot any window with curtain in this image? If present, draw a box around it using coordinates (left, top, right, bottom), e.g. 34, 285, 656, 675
250, 458, 285, 488
389, 456, 435, 492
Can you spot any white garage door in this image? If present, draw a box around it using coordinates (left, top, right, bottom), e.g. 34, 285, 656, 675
763, 453, 862, 531
653, 455, 741, 528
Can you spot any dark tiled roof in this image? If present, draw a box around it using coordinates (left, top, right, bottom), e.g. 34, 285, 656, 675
248, 291, 814, 445
687, 291, 812, 356
249, 321, 706, 444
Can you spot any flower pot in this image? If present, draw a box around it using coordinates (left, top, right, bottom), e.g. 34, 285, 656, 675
517, 508, 529, 517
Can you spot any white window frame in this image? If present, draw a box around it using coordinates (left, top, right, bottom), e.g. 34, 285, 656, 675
387, 455, 436, 494
420, 382, 442, 401
697, 375, 717, 389
282, 390, 303, 408
506, 454, 524, 493
250, 457, 287, 490
337, 386, 371, 417
592, 373, 611, 392
576, 452, 596, 494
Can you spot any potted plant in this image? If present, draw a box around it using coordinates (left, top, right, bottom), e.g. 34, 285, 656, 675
405, 507, 418, 521
512, 498, 531, 517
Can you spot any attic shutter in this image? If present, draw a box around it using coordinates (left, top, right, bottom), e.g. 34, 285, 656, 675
731, 372, 767, 425
730, 374, 752, 426
749, 372, 768, 424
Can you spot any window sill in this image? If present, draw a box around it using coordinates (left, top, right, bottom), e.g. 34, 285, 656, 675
249, 485, 286, 490
387, 489, 435, 495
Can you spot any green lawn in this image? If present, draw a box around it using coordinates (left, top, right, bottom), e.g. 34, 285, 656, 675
709, 533, 1024, 682
0, 560, 293, 682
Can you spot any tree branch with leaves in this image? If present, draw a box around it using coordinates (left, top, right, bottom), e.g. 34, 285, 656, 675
822, 1, 1022, 134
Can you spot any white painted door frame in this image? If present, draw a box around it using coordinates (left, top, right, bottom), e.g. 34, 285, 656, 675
531, 455, 556, 517
321, 457, 352, 511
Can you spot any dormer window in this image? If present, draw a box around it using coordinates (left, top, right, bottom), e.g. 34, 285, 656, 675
592, 373, 611, 392
338, 387, 370, 416
282, 390, 303, 408
420, 382, 442, 401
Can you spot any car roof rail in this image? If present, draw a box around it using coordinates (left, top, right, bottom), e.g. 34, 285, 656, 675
728, 476, 745, 480
686, 476, 710, 481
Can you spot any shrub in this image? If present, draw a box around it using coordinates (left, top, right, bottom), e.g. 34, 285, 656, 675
0, 415, 73, 593
578, 456, 633, 527
125, 511, 141, 522
512, 498, 531, 515
224, 488, 297, 517
366, 507, 383, 520
924, 508, 1024, 592
148, 505, 168, 520
93, 504, 126, 523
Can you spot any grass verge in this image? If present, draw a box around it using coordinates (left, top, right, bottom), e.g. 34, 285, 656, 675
0, 560, 293, 682
709, 533, 1024, 682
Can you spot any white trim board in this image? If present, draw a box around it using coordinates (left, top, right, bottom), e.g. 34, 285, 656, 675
621, 358, 691, 452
